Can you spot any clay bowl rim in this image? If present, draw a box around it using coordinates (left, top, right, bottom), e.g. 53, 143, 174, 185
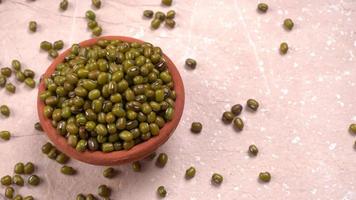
37, 35, 185, 166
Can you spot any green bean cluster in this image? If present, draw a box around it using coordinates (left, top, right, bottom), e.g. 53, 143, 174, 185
85, 10, 102, 37
221, 100, 259, 131
143, 10, 176, 30
76, 193, 97, 200
1, 162, 39, 198
1, 60, 36, 93
41, 142, 71, 165
40, 40, 64, 59
39, 39, 176, 153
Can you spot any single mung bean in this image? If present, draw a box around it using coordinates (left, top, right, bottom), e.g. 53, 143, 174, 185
103, 167, 116, 178
185, 58, 197, 69
92, 26, 102, 36
11, 59, 21, 71
247, 99, 259, 111
92, 0, 101, 8
146, 152, 157, 160
13, 195, 23, 200
24, 162, 35, 174
53, 40, 64, 50
1, 67, 12, 77
257, 3, 268, 12
349, 124, 356, 134
231, 104, 243, 115
156, 153, 168, 168
1, 175, 12, 186
5, 186, 14, 198
190, 122, 202, 133
49, 49, 59, 58
47, 147, 58, 159
27, 175, 40, 186
16, 71, 26, 82
0, 105, 10, 117
222, 111, 234, 123
76, 194, 85, 200
35, 122, 43, 131
248, 144, 258, 156
151, 19, 161, 29
0, 75, 6, 87
98, 185, 111, 197
24, 196, 34, 200
23, 69, 35, 78
283, 18, 294, 30
76, 139, 88, 152
86, 10, 96, 20
157, 186, 167, 198
0, 130, 11, 140
60, 0, 68, 10
61, 166, 76, 175
87, 20, 98, 29
165, 19, 175, 28
132, 161, 141, 172
13, 174, 24, 186
86, 194, 97, 200
56, 153, 70, 164
279, 42, 288, 54
14, 162, 25, 174
233, 117, 244, 130
40, 41, 52, 51
166, 10, 175, 19
41, 142, 53, 154
29, 21, 37, 32
143, 10, 154, 18
185, 167, 196, 179
24, 78, 36, 88
155, 11, 166, 21
161, 0, 172, 6
211, 173, 223, 185
259, 171, 271, 182
102, 143, 114, 152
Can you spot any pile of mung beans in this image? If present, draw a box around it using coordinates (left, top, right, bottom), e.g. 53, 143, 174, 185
1, 162, 40, 199
143, 0, 176, 30
39, 39, 176, 153
0, 1, 326, 199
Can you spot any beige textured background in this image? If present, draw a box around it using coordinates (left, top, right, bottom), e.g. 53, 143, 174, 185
0, 0, 355, 199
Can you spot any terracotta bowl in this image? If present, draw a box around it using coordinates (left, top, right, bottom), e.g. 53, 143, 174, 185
37, 36, 185, 166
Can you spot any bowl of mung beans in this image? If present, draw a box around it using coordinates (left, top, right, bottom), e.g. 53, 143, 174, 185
37, 36, 184, 166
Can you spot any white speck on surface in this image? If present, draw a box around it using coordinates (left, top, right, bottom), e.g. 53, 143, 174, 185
329, 143, 337, 150
292, 136, 301, 144
311, 188, 318, 195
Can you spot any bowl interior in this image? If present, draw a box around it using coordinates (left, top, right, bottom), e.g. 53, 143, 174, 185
37, 36, 185, 166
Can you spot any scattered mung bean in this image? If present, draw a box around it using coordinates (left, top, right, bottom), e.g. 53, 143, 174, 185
60, 165, 76, 175
279, 42, 288, 54
211, 173, 223, 185
0, 131, 11, 140
157, 186, 167, 198
259, 171, 271, 182
185, 167, 196, 179
29, 21, 37, 32
246, 99, 259, 111
0, 105, 10, 117
248, 144, 258, 156
257, 3, 268, 12
156, 153, 168, 168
